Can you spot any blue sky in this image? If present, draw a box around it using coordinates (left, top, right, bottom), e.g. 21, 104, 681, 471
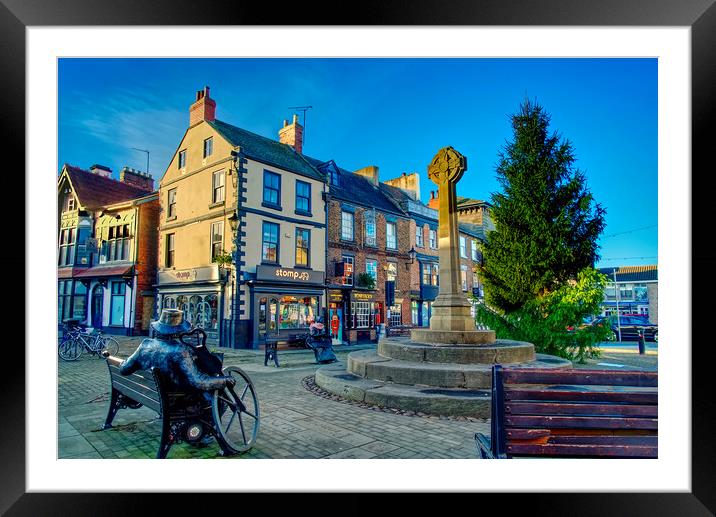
58, 58, 657, 268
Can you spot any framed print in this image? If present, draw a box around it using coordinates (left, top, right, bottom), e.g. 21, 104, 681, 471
6, 0, 715, 513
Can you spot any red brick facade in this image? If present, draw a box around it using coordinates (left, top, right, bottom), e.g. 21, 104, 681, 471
133, 199, 160, 333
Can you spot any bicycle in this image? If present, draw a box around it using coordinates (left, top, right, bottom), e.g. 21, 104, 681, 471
58, 324, 120, 361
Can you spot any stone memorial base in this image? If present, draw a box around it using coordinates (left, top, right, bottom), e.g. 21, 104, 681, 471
315, 336, 571, 418
409, 328, 496, 345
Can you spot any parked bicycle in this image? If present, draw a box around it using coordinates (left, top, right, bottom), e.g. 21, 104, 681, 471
58, 324, 120, 361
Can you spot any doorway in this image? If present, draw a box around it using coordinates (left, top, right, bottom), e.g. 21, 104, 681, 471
91, 284, 104, 328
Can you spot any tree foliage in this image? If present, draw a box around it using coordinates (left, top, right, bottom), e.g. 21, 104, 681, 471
475, 268, 611, 362
478, 99, 606, 312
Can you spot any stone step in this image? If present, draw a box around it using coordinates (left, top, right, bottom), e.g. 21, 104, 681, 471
347, 349, 571, 389
378, 337, 536, 364
314, 362, 492, 418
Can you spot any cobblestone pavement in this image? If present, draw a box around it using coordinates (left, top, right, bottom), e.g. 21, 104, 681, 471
58, 337, 656, 460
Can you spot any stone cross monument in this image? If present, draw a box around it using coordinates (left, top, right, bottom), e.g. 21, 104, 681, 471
411, 146, 495, 345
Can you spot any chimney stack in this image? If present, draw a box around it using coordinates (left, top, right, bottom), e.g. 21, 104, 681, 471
383, 171, 421, 200
354, 165, 380, 186
120, 166, 154, 192
189, 86, 216, 126
278, 113, 304, 154
89, 164, 112, 178
427, 190, 440, 210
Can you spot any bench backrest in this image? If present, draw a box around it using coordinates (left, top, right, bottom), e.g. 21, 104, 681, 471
491, 365, 658, 459
106, 355, 164, 415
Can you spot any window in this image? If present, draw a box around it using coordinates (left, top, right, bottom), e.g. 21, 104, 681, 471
263, 171, 281, 207
386, 262, 397, 282
460, 236, 467, 258
167, 189, 177, 218
634, 284, 648, 302
472, 239, 479, 261
353, 301, 372, 328
429, 229, 437, 249
389, 305, 402, 326
58, 228, 75, 266
461, 265, 468, 291
295, 228, 310, 267
364, 210, 376, 246
295, 180, 311, 214
342, 255, 354, 286
62, 195, 76, 213
366, 259, 378, 283
411, 301, 419, 325
212, 170, 225, 203
329, 168, 340, 186
619, 284, 634, 300
386, 222, 397, 249
211, 221, 224, 261
341, 210, 354, 241
110, 281, 126, 326
422, 263, 439, 286
73, 282, 87, 321
473, 271, 479, 288
278, 296, 318, 329
415, 226, 424, 247
261, 221, 279, 263
107, 224, 131, 262
58, 280, 72, 322
166, 233, 175, 268
203, 137, 213, 158
178, 149, 186, 169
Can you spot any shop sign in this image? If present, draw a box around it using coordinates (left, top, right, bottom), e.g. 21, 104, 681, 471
158, 265, 219, 284
329, 292, 344, 302
256, 265, 325, 285
352, 291, 375, 301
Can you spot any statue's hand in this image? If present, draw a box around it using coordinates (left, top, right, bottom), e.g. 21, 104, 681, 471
101, 350, 111, 358
225, 376, 236, 388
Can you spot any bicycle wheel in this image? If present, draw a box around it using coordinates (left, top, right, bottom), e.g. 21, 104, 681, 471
58, 335, 83, 361
212, 366, 260, 454
100, 337, 120, 357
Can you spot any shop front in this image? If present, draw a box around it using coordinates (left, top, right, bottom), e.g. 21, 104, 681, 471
247, 265, 326, 349
156, 265, 225, 344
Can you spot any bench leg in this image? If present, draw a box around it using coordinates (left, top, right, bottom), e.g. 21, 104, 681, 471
157, 415, 174, 459
101, 388, 121, 430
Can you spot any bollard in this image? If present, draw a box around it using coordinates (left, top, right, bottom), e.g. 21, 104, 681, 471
637, 329, 646, 355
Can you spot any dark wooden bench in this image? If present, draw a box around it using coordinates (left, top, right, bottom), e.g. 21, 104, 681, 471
475, 365, 658, 459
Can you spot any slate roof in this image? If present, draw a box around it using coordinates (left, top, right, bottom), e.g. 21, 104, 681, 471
63, 165, 154, 209
458, 222, 486, 240
598, 265, 658, 282
457, 196, 488, 208
208, 119, 324, 181
302, 156, 406, 216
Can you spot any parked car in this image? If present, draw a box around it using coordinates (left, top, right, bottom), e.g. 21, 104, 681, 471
593, 315, 658, 342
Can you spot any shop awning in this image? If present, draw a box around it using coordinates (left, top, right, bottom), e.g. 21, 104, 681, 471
74, 265, 133, 278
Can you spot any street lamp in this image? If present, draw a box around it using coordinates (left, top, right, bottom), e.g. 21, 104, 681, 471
228, 212, 239, 232
405, 246, 417, 270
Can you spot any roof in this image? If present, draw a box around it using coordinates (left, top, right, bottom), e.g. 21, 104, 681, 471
458, 222, 485, 240
63, 165, 154, 209
303, 156, 406, 216
598, 265, 658, 282
207, 119, 324, 181
457, 196, 489, 208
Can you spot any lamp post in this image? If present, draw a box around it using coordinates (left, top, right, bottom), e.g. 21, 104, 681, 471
405, 246, 416, 270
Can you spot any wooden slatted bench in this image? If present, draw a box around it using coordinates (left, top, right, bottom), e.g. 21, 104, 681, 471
475, 365, 658, 459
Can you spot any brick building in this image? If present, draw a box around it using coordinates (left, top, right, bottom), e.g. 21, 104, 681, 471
57, 164, 159, 335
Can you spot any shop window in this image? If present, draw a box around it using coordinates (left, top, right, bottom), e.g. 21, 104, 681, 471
58, 280, 72, 322
167, 188, 177, 218
269, 298, 278, 331
366, 259, 378, 283
263, 171, 281, 208
73, 282, 88, 321
386, 222, 397, 249
296, 180, 311, 214
278, 296, 318, 329
353, 301, 372, 328
110, 282, 126, 326
258, 297, 268, 332
261, 221, 279, 263
212, 170, 225, 203
211, 221, 224, 261
203, 137, 213, 158
364, 210, 376, 246
415, 226, 424, 247
411, 301, 419, 325
295, 228, 310, 267
58, 228, 75, 266
166, 233, 175, 268
429, 229, 437, 249
341, 211, 354, 241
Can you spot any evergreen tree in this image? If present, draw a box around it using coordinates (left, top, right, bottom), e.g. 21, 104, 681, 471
479, 99, 606, 312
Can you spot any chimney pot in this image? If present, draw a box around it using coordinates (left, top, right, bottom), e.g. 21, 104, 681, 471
189, 85, 216, 126
283, 119, 288, 127
293, 113, 299, 124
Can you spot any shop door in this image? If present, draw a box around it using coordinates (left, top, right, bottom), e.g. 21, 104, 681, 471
328, 303, 343, 344
91, 285, 104, 328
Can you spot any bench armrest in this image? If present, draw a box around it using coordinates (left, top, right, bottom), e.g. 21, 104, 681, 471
475, 432, 495, 459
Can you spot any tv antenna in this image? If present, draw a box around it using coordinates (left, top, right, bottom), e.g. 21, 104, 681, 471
131, 147, 150, 174
288, 105, 312, 147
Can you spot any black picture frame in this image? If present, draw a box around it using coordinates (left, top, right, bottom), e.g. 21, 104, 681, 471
7, 0, 714, 514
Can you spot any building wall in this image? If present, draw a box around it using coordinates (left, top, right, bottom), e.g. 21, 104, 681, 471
135, 199, 160, 332
647, 283, 658, 324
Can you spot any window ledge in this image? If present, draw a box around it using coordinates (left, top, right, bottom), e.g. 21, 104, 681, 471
261, 202, 283, 211
208, 201, 225, 209
261, 261, 280, 266
294, 265, 312, 270
166, 215, 177, 222
294, 209, 312, 217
